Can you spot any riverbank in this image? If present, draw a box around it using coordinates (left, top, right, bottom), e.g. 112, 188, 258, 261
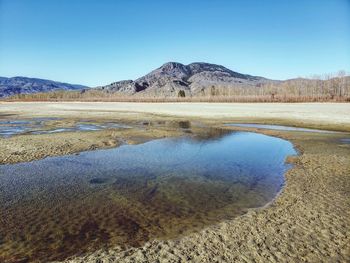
1, 102, 350, 131
60, 126, 350, 263
0, 102, 349, 262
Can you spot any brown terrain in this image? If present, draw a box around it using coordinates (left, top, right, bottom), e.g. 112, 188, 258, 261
0, 102, 349, 262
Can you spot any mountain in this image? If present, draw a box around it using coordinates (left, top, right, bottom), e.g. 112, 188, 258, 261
0, 76, 87, 98
98, 62, 277, 96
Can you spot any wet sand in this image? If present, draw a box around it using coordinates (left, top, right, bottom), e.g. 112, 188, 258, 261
0, 102, 349, 262
0, 120, 184, 165
55, 127, 350, 263
0, 131, 295, 262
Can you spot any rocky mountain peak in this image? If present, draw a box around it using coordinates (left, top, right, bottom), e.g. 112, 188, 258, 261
98, 62, 272, 96
146, 62, 191, 80
188, 62, 231, 73
159, 62, 187, 71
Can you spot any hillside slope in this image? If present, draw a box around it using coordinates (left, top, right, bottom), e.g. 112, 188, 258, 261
0, 76, 87, 97
98, 62, 277, 96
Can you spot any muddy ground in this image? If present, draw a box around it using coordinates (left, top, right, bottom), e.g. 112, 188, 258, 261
0, 107, 349, 263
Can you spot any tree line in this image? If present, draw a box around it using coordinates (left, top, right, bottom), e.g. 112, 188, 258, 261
6, 71, 349, 102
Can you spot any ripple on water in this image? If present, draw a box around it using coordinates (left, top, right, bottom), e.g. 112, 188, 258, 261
0, 131, 296, 262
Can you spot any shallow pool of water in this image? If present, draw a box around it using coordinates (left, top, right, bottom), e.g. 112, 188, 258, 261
0, 118, 60, 137
225, 123, 337, 133
0, 131, 296, 262
32, 123, 131, 134
340, 138, 350, 144
0, 118, 131, 137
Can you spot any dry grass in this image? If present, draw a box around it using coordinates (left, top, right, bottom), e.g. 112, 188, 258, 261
4, 72, 350, 103
5, 93, 350, 103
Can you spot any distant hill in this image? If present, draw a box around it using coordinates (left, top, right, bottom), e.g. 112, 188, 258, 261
0, 76, 87, 98
2, 63, 348, 102
97, 62, 279, 96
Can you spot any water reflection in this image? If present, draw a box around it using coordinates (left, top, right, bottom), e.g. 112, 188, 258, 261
340, 138, 350, 144
225, 123, 338, 133
0, 118, 131, 137
0, 131, 296, 262
0, 118, 59, 137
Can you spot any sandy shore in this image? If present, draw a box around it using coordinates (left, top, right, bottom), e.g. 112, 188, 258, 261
53, 127, 349, 263
0, 102, 349, 262
1, 102, 350, 131
0, 121, 185, 165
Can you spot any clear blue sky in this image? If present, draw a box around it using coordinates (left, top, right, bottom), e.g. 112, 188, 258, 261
0, 0, 349, 86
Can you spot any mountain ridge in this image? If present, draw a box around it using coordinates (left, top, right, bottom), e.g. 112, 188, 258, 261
0, 76, 87, 97
98, 62, 277, 96
1, 62, 347, 99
